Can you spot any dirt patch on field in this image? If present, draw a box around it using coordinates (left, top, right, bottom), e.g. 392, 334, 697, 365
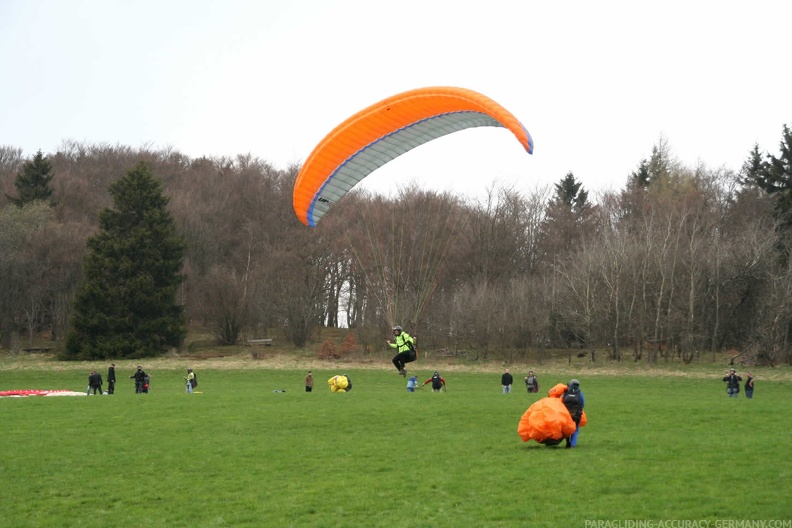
1, 350, 791, 382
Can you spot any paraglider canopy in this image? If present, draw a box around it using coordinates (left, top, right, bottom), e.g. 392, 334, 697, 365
328, 374, 352, 393
293, 86, 533, 227
517, 397, 577, 445
518, 383, 587, 444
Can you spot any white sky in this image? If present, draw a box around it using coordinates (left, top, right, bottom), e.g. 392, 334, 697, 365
2, 0, 790, 201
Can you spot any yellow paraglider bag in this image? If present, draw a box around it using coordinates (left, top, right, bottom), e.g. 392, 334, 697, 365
328, 375, 350, 393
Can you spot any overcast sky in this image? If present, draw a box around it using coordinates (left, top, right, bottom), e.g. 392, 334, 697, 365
2, 0, 790, 201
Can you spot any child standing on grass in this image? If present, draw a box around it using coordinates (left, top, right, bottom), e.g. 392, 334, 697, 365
744, 372, 754, 398
184, 369, 195, 393
407, 375, 418, 392
305, 371, 313, 392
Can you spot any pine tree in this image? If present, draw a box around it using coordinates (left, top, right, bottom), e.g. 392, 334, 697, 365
752, 125, 792, 227
64, 162, 187, 359
739, 144, 765, 186
7, 150, 54, 206
552, 171, 590, 215
628, 159, 651, 189
540, 171, 595, 261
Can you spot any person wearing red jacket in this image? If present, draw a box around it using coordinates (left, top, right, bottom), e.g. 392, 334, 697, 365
423, 371, 446, 392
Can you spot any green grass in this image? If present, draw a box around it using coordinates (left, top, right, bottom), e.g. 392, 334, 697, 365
1, 368, 790, 527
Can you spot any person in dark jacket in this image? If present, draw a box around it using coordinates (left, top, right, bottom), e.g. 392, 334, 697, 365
130, 366, 147, 394
107, 364, 116, 395
525, 370, 539, 393
87, 370, 103, 395
744, 371, 754, 399
501, 369, 514, 394
722, 369, 742, 398
562, 379, 585, 448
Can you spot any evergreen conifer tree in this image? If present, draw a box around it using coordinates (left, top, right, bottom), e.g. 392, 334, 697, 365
7, 150, 54, 206
628, 159, 651, 189
739, 144, 765, 186
752, 125, 792, 227
64, 162, 186, 359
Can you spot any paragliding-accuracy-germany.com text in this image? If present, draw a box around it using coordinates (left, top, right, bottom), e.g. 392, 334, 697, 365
584, 520, 791, 528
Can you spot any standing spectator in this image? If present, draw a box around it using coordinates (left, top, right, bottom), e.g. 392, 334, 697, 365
184, 369, 196, 393
107, 363, 116, 395
525, 370, 539, 393
87, 370, 103, 395
744, 371, 754, 399
130, 366, 147, 394
423, 371, 446, 392
407, 375, 418, 392
722, 368, 742, 398
305, 371, 314, 393
501, 369, 514, 394
562, 379, 585, 448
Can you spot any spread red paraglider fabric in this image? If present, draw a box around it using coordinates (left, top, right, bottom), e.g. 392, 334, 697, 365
0, 389, 86, 397
518, 383, 587, 444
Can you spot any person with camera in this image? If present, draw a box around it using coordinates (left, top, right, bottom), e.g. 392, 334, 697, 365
722, 368, 742, 398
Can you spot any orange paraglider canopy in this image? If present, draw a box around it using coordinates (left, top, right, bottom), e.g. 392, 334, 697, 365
293, 86, 533, 227
518, 397, 577, 444
518, 383, 587, 444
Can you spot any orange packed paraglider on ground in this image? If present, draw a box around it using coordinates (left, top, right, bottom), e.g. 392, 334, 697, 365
518, 381, 587, 447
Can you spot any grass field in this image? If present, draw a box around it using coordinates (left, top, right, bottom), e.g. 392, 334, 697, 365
1, 358, 791, 528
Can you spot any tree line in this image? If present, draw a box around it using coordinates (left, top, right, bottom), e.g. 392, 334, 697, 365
1, 125, 791, 365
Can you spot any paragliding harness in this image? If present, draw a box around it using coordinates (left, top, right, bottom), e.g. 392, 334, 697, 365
406, 340, 417, 362
344, 375, 352, 392
562, 386, 583, 422
431, 373, 443, 391
526, 375, 538, 393
190, 373, 198, 389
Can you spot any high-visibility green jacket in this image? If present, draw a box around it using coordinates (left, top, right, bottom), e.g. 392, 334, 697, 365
389, 331, 415, 353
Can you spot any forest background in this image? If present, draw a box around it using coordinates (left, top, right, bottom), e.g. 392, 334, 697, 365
1, 125, 792, 367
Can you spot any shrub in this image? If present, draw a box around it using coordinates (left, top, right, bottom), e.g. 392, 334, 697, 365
317, 338, 341, 360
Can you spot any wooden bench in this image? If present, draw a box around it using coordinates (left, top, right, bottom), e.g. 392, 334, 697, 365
245, 338, 273, 347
